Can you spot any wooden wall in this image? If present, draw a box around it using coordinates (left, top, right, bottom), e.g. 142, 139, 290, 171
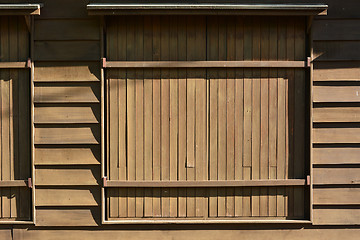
0, 0, 358, 239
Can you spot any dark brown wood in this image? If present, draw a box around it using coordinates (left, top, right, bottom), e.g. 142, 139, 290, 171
0, 4, 41, 15
105, 60, 308, 68
104, 179, 306, 188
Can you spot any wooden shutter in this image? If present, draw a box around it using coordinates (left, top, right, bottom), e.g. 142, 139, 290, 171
0, 16, 31, 221
105, 16, 308, 222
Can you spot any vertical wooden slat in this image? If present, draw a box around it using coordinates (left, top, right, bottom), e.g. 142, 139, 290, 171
160, 16, 170, 217
234, 16, 244, 217
260, 17, 269, 217
251, 17, 261, 217
177, 15, 187, 218
243, 16, 252, 217
208, 15, 218, 218
152, 16, 161, 217
143, 16, 153, 218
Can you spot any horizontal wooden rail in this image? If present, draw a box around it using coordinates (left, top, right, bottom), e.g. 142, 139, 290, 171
103, 60, 309, 68
103, 179, 306, 187
0, 59, 31, 69
0, 179, 31, 188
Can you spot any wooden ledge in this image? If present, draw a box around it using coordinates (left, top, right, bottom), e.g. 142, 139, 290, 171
0, 180, 29, 188
0, 4, 42, 15
0, 60, 31, 69
103, 179, 306, 188
87, 3, 327, 16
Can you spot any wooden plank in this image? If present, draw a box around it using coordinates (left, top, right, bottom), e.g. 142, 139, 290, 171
36, 187, 100, 206
37, 0, 88, 19
313, 107, 360, 123
34, 85, 100, 103
313, 128, 360, 144
35, 166, 100, 186
36, 208, 99, 226
314, 41, 360, 61
0, 180, 27, 187
313, 148, 360, 165
34, 19, 99, 41
34, 62, 100, 82
35, 147, 100, 165
105, 60, 307, 68
313, 208, 360, 225
313, 168, 360, 185
314, 62, 360, 81
105, 179, 306, 187
34, 41, 100, 61
313, 20, 360, 41
0, 62, 28, 68
314, 188, 360, 205
313, 86, 360, 103
35, 126, 100, 144
34, 105, 100, 124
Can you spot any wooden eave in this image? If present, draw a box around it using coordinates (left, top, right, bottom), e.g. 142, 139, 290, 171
87, 3, 328, 16
0, 4, 42, 15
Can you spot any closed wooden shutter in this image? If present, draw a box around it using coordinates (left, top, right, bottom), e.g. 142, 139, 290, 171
105, 16, 308, 221
0, 16, 31, 221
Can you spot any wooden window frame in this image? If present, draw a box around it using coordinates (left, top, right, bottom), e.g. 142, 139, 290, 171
95, 4, 327, 224
0, 4, 41, 224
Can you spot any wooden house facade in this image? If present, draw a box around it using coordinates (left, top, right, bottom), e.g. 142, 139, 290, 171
0, 0, 358, 239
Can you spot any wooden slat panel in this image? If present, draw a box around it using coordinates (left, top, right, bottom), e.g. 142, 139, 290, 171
313, 20, 360, 41
34, 41, 100, 61
313, 148, 360, 165
36, 208, 99, 226
313, 107, 360, 122
37, 0, 88, 19
35, 106, 100, 124
314, 62, 360, 81
313, 168, 360, 185
36, 188, 100, 206
313, 208, 360, 225
313, 128, 360, 144
314, 188, 360, 205
35, 126, 100, 144
34, 62, 100, 82
314, 41, 360, 61
35, 146, 100, 165
35, 19, 100, 41
34, 85, 100, 103
313, 86, 360, 103
35, 167, 100, 186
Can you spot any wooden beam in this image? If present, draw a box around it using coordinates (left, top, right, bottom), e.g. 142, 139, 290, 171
0, 180, 28, 187
0, 4, 42, 15
104, 179, 306, 188
105, 60, 308, 68
0, 61, 30, 68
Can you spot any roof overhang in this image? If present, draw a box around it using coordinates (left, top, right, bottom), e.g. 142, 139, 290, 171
0, 4, 42, 15
87, 3, 328, 16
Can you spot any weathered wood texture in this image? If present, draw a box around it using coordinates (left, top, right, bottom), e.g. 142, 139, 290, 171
311, 0, 360, 226
0, 16, 31, 220
105, 15, 307, 220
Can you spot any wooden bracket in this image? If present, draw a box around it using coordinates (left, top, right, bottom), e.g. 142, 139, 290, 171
24, 16, 31, 33
306, 175, 311, 186
27, 178, 32, 188
103, 176, 108, 187
102, 57, 107, 68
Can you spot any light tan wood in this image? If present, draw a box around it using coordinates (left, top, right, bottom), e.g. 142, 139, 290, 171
313, 107, 360, 122
313, 128, 360, 143
314, 188, 360, 205
314, 62, 360, 81
34, 85, 100, 103
35, 147, 100, 165
34, 106, 100, 124
313, 148, 360, 164
313, 208, 360, 225
34, 62, 100, 82
35, 208, 99, 226
313, 168, 360, 185
36, 188, 100, 206
35, 126, 100, 144
35, 167, 100, 186
313, 86, 360, 102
